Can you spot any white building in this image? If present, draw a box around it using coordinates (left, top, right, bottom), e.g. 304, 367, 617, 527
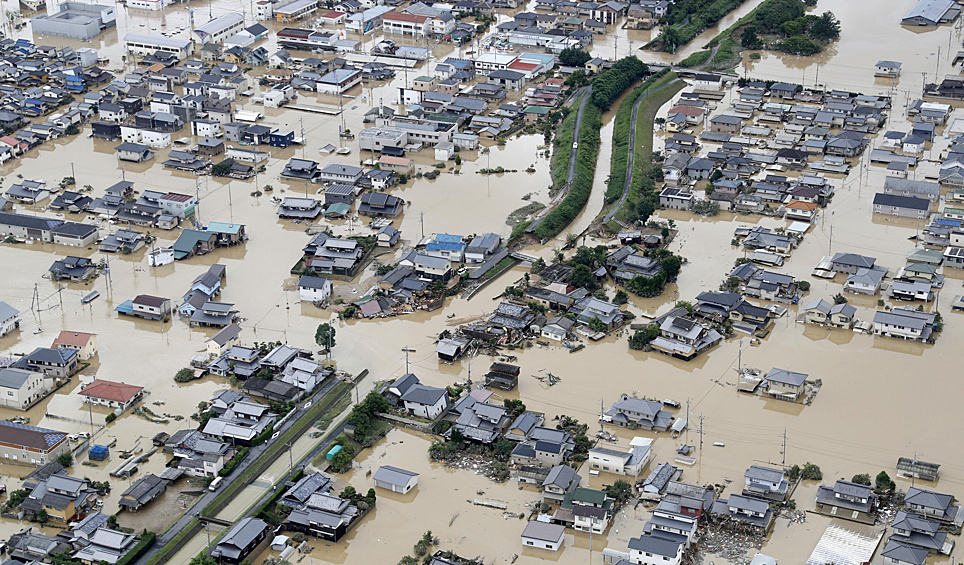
124, 33, 194, 60
372, 465, 419, 493
521, 521, 566, 551
628, 536, 684, 565
588, 443, 651, 479
0, 301, 20, 337
193, 13, 245, 44
0, 368, 46, 410
298, 275, 333, 303
400, 384, 449, 419
126, 0, 170, 10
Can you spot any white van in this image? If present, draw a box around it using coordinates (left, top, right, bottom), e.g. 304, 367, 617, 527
208, 476, 224, 491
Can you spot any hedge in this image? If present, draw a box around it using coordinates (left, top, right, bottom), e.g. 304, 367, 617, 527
116, 531, 156, 565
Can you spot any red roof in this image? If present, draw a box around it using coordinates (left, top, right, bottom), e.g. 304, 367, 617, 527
161, 192, 193, 202
53, 331, 94, 348
383, 11, 428, 23
321, 10, 346, 17
668, 105, 705, 117
80, 380, 144, 403
508, 60, 538, 71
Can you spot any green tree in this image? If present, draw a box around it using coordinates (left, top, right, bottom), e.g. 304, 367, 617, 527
851, 473, 871, 486
720, 276, 742, 292
603, 479, 634, 504
36, 509, 48, 523
660, 255, 682, 281
330, 449, 353, 472
558, 47, 591, 66
588, 317, 607, 333
189, 555, 218, 565
531, 257, 546, 274
211, 161, 233, 176
492, 439, 513, 459
800, 462, 822, 480
449, 427, 464, 448
741, 25, 762, 49
568, 264, 597, 291
809, 11, 840, 41
174, 368, 196, 383
503, 399, 526, 416
57, 452, 73, 467
875, 471, 895, 493
628, 325, 659, 349
340, 486, 357, 499
613, 290, 629, 305
315, 323, 336, 350
833, 293, 848, 305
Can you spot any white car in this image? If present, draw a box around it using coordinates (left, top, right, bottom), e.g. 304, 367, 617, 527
572, 142, 578, 149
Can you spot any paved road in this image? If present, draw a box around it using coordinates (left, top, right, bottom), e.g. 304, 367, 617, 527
134, 378, 342, 565
527, 85, 593, 235
604, 79, 682, 223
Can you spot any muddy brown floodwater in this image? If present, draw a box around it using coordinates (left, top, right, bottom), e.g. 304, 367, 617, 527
0, 0, 960, 563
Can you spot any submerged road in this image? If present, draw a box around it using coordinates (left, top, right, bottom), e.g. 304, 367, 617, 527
604, 79, 682, 224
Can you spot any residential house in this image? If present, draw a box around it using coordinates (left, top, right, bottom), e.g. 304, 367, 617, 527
79, 379, 143, 410
0, 368, 47, 410
401, 384, 449, 419
602, 396, 673, 431
873, 193, 930, 219
210, 518, 269, 565
743, 465, 789, 502
814, 480, 877, 524
118, 474, 167, 512
542, 465, 581, 502
763, 368, 808, 401
710, 494, 774, 531
904, 487, 964, 525
587, 443, 650, 479
298, 275, 333, 303
872, 309, 936, 342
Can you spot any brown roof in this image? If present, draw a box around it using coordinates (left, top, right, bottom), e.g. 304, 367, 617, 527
133, 295, 168, 307
53, 331, 94, 348
668, 105, 706, 117
80, 380, 144, 403
786, 200, 818, 210
0, 421, 67, 451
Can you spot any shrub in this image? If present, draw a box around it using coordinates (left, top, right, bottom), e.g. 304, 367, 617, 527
174, 368, 196, 383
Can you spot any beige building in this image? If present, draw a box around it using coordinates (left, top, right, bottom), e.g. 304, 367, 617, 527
52, 331, 98, 359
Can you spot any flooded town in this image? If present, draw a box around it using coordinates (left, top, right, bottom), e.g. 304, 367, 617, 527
0, 0, 962, 563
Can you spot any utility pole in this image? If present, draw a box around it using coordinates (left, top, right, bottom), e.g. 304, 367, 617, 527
288, 441, 294, 470
698, 414, 703, 453
70, 162, 75, 185
420, 211, 424, 240
599, 398, 604, 435
466, 357, 472, 390
194, 178, 201, 224
737, 339, 743, 373
401, 347, 415, 373
782, 428, 787, 465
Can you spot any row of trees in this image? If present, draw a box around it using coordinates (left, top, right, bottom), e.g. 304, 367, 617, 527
590, 57, 649, 110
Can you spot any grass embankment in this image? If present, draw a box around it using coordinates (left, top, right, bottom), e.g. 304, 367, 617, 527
604, 72, 675, 208
647, 0, 748, 52
549, 98, 579, 190
679, 50, 711, 68
534, 101, 602, 240
613, 78, 685, 225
